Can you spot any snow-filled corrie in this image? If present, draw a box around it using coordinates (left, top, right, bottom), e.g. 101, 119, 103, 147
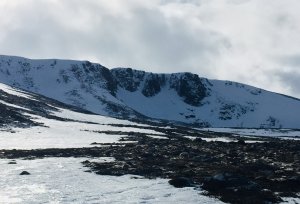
1, 55, 300, 128
0, 157, 224, 204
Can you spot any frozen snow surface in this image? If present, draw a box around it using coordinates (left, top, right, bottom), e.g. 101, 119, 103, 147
281, 197, 300, 204
0, 157, 224, 204
0, 108, 161, 150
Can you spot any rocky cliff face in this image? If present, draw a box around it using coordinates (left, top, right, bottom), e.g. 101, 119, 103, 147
0, 55, 300, 128
112, 68, 145, 92
112, 69, 208, 106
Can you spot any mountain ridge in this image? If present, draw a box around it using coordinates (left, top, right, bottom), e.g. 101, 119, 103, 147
0, 55, 299, 128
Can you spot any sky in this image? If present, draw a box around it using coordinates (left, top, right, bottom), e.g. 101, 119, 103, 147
0, 0, 300, 98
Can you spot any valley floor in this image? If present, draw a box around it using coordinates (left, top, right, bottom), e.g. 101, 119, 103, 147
0, 108, 299, 204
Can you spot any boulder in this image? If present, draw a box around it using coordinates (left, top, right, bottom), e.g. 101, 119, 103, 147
168, 177, 193, 188
20, 171, 30, 175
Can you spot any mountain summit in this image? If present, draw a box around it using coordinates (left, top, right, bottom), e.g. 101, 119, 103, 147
0, 55, 299, 128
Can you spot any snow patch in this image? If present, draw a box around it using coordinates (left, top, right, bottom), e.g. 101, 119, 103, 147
0, 157, 224, 204
202, 128, 300, 138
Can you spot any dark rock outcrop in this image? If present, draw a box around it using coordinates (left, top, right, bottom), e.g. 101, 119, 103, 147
170, 73, 207, 106
20, 171, 30, 175
168, 177, 194, 188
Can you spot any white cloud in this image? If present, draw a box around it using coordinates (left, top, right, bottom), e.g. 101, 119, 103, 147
0, 0, 300, 97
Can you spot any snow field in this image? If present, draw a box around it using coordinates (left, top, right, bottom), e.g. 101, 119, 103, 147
0, 157, 224, 204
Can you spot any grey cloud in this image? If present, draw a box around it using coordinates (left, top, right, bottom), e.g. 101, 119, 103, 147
0, 0, 300, 98
0, 1, 230, 76
160, 0, 203, 6
276, 71, 300, 97
226, 0, 252, 5
278, 55, 300, 68
120, 7, 230, 73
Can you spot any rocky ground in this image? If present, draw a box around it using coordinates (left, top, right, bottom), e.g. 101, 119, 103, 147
1, 128, 299, 204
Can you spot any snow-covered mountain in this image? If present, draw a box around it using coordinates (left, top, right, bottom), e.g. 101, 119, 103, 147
0, 55, 300, 128
1, 59, 299, 204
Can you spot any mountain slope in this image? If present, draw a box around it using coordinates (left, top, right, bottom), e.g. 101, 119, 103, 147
0, 55, 300, 128
0, 82, 91, 128
0, 82, 171, 150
